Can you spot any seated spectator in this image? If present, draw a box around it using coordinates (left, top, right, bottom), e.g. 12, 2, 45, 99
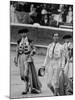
49, 14, 53, 25
10, 3, 15, 23
10, 3, 18, 23
41, 8, 47, 15
41, 4, 47, 16
62, 5, 69, 23
40, 14, 49, 26
10, 1, 73, 27
58, 4, 64, 12
52, 11, 63, 26
29, 4, 36, 16
29, 4, 38, 24
36, 4, 42, 24
40, 5, 49, 26
66, 6, 73, 24
50, 4, 59, 14
16, 11, 33, 24
49, 14, 58, 27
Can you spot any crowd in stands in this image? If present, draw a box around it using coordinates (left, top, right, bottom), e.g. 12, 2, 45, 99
10, 1, 73, 27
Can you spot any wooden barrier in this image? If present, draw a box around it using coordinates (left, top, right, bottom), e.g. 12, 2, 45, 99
10, 23, 73, 55
10, 23, 73, 46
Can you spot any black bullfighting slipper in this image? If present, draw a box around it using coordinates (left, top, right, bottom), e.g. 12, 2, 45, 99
31, 88, 41, 94
22, 91, 27, 95
22, 88, 29, 95
47, 84, 55, 94
54, 88, 60, 96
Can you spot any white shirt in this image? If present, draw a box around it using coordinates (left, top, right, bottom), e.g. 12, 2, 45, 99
48, 42, 63, 58
43, 42, 65, 68
20, 37, 29, 46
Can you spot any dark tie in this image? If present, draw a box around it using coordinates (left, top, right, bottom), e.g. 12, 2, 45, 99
53, 43, 56, 55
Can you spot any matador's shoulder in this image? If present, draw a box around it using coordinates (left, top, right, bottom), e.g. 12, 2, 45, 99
48, 42, 54, 48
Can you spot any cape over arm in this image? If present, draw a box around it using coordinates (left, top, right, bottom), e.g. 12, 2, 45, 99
43, 44, 50, 67
61, 45, 66, 69
29, 41, 36, 55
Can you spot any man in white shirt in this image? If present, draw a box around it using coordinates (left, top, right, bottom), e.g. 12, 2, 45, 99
42, 33, 65, 95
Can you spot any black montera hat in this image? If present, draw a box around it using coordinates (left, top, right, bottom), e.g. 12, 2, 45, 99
18, 29, 29, 34
63, 34, 72, 39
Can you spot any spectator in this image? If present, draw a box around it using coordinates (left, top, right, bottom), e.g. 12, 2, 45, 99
49, 14, 59, 27
66, 6, 73, 24
50, 11, 63, 27
50, 4, 59, 13
15, 2, 33, 24
10, 3, 15, 23
58, 4, 64, 12
36, 4, 42, 24
41, 4, 47, 15
16, 11, 33, 24
29, 4, 36, 15
40, 14, 49, 26
10, 4, 15, 22
10, 3, 18, 23
53, 12, 63, 25
62, 5, 69, 23
29, 4, 38, 24
22, 12, 33, 24
10, 1, 73, 27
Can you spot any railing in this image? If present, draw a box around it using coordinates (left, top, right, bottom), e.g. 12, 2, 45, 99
11, 23, 73, 32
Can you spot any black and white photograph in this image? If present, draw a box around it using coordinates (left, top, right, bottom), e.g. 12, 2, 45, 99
10, 0, 73, 99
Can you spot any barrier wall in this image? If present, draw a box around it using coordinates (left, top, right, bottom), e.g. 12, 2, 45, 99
10, 23, 73, 55
10, 23, 73, 45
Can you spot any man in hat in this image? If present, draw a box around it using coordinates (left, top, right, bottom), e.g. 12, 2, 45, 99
58, 34, 73, 95
14, 28, 41, 94
42, 33, 65, 96
63, 34, 73, 79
